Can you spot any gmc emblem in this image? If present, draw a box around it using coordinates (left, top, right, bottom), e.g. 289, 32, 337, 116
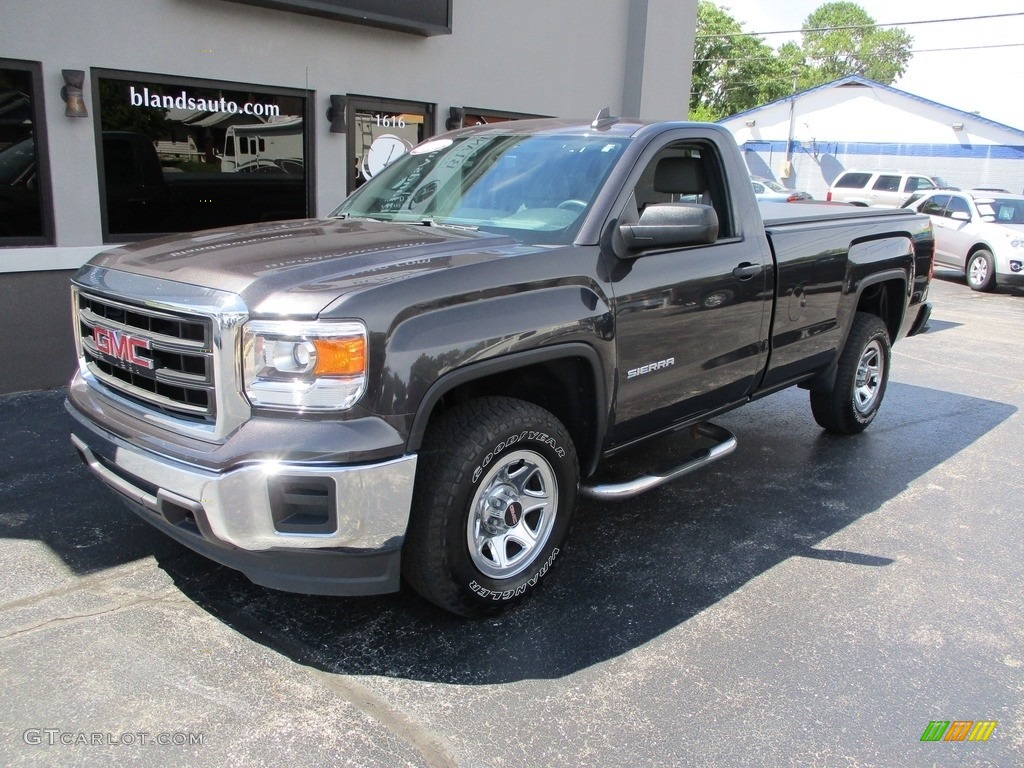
92, 327, 154, 370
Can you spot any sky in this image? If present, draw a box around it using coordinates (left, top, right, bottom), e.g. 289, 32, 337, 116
713, 1, 1024, 130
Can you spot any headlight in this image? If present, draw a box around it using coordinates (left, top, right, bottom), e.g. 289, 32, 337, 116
1011, 238, 1024, 249
242, 320, 367, 411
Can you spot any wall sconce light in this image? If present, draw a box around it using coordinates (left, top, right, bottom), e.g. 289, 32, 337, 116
951, 122, 964, 131
60, 69, 88, 118
445, 107, 465, 131
745, 119, 756, 127
326, 95, 347, 133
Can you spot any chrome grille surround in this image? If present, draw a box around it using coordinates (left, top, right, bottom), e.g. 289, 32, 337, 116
72, 265, 250, 442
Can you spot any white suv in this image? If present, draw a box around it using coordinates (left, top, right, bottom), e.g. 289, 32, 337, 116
827, 170, 953, 208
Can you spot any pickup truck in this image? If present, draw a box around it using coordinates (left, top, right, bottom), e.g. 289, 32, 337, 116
102, 131, 305, 236
66, 114, 933, 616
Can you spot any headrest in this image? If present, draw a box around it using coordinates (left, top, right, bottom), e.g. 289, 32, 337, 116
653, 157, 707, 194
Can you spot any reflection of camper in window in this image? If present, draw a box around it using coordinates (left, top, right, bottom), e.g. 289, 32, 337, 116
222, 117, 303, 174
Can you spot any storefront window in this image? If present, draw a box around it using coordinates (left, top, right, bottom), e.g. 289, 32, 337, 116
0, 61, 51, 244
346, 97, 435, 193
453, 107, 546, 129
95, 72, 310, 240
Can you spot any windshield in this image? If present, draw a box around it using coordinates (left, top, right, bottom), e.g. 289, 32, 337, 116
976, 198, 1024, 224
331, 133, 629, 245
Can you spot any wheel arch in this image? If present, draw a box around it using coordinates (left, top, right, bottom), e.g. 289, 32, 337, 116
853, 269, 908, 343
803, 270, 906, 394
966, 242, 995, 262
408, 344, 607, 478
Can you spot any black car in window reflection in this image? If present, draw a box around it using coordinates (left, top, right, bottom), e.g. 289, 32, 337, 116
0, 137, 42, 238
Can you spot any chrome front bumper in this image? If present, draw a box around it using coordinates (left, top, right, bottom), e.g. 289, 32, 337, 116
69, 429, 416, 552
66, 388, 417, 595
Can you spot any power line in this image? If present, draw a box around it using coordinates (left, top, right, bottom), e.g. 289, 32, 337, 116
694, 41, 1024, 65
912, 42, 1024, 54
695, 11, 1024, 40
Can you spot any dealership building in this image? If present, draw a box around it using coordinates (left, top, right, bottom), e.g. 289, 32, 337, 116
720, 75, 1024, 201
1, 0, 696, 394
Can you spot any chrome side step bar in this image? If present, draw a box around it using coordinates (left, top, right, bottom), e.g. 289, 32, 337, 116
581, 423, 737, 501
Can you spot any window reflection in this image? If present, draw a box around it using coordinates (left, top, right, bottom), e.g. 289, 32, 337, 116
97, 76, 308, 239
0, 66, 44, 241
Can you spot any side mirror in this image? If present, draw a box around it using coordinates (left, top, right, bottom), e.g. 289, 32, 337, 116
950, 211, 970, 222
619, 203, 719, 254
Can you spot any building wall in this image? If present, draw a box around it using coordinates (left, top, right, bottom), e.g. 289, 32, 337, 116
721, 79, 1024, 200
0, 0, 697, 393
740, 142, 1024, 202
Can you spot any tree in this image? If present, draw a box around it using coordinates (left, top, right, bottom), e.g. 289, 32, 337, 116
98, 80, 169, 136
690, 2, 915, 121
690, 1, 795, 121
800, 2, 913, 87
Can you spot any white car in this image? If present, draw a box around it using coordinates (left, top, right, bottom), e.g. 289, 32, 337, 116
907, 191, 1024, 291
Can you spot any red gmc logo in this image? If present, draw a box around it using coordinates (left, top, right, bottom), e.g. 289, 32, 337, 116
92, 327, 154, 370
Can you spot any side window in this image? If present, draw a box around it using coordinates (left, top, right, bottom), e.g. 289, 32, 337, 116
834, 172, 871, 189
630, 141, 731, 240
946, 196, 971, 218
873, 175, 901, 192
907, 176, 936, 192
919, 195, 950, 216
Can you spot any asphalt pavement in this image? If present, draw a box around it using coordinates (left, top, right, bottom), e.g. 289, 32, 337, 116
1, 273, 1022, 767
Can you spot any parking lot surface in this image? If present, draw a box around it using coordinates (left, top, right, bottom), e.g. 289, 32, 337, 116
1, 274, 1022, 767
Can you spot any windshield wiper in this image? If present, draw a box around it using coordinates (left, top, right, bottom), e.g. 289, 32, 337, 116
419, 217, 479, 232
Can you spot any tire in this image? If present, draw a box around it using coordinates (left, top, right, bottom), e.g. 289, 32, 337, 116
402, 397, 579, 617
810, 312, 891, 434
966, 249, 996, 292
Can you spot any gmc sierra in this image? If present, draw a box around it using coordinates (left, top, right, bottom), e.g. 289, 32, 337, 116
66, 113, 933, 616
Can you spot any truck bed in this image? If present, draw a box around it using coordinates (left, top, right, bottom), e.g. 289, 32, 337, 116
758, 200, 916, 228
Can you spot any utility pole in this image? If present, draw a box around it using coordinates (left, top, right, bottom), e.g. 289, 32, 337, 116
784, 67, 799, 179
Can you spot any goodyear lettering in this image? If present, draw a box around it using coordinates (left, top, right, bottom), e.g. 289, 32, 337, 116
471, 431, 566, 483
469, 548, 560, 600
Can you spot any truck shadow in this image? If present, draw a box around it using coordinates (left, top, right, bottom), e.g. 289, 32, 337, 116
167, 382, 1015, 684
0, 385, 1014, 684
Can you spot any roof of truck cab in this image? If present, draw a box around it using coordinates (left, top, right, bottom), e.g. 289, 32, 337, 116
444, 116, 727, 140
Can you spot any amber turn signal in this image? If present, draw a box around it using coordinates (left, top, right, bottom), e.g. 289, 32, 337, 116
312, 336, 366, 377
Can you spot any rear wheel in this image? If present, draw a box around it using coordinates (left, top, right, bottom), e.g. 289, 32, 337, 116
811, 312, 891, 434
966, 249, 996, 292
402, 397, 578, 617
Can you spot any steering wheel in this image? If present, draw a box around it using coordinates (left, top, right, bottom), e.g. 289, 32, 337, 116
556, 199, 587, 212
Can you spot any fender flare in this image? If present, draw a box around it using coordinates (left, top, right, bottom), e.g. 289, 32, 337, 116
803, 267, 908, 393
407, 343, 608, 476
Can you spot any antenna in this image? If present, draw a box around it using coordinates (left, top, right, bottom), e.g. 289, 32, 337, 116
591, 107, 618, 130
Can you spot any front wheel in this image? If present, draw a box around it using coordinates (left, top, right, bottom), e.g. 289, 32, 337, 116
810, 312, 891, 434
966, 249, 996, 292
402, 397, 579, 617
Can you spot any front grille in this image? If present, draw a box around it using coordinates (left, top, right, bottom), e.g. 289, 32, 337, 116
76, 290, 216, 423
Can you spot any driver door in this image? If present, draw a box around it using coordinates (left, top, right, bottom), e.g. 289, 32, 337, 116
607, 139, 772, 446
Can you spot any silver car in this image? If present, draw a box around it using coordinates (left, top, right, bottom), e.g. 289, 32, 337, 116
751, 175, 812, 203
908, 191, 1024, 291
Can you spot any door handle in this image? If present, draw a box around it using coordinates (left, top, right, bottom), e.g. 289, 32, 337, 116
733, 262, 763, 279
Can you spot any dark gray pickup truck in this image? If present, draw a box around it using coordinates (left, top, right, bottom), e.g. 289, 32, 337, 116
66, 115, 933, 616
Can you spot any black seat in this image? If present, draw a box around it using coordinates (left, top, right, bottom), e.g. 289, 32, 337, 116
653, 156, 708, 196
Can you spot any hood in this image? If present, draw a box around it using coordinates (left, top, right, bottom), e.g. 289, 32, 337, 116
88, 217, 523, 316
